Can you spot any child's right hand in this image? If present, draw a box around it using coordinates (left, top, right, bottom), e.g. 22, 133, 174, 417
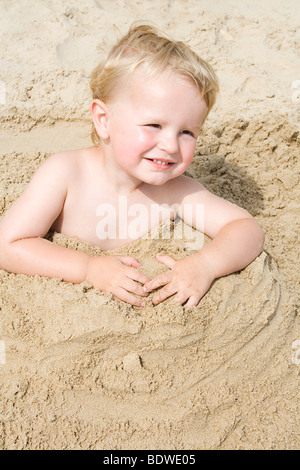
86, 255, 151, 307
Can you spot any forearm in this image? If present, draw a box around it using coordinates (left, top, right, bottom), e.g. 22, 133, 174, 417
198, 218, 265, 279
0, 237, 90, 284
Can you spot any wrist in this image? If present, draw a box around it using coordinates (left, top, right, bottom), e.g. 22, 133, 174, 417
193, 248, 218, 282
85, 255, 97, 284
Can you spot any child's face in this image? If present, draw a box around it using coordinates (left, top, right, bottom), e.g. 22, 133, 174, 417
105, 68, 208, 187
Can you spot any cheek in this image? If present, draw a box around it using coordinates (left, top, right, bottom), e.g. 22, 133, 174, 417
123, 128, 156, 159
182, 141, 197, 166
111, 127, 155, 165
136, 127, 157, 147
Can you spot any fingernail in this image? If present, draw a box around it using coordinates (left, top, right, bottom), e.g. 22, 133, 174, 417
141, 302, 145, 307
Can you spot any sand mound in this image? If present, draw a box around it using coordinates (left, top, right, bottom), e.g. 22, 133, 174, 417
0, 224, 298, 449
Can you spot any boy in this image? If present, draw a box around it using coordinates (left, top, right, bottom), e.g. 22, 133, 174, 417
0, 24, 264, 308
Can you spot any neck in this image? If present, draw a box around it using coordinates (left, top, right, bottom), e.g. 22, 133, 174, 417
93, 145, 141, 195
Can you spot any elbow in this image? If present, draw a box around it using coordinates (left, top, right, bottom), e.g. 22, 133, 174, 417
0, 239, 9, 268
251, 218, 265, 257
0, 237, 17, 271
230, 216, 265, 259
0, 245, 9, 271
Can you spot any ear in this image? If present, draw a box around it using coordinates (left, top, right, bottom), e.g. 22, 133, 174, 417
90, 99, 110, 140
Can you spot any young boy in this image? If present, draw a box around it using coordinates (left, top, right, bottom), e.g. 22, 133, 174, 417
0, 24, 264, 308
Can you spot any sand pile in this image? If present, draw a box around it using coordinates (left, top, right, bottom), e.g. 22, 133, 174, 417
0, 227, 298, 449
0, 0, 299, 449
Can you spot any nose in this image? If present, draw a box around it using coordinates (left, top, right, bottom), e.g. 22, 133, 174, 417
157, 130, 179, 155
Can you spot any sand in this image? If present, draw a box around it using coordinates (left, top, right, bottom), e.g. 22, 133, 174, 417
0, 0, 299, 450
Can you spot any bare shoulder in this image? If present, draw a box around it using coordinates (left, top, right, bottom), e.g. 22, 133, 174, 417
16, 146, 95, 209
40, 148, 83, 175
33, 146, 97, 186
163, 174, 208, 204
0, 148, 93, 242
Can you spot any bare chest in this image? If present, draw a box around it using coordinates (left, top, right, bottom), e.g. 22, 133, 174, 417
51, 184, 176, 250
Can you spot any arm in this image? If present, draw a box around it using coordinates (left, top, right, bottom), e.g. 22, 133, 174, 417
0, 153, 149, 306
193, 217, 264, 279
0, 152, 89, 281
144, 179, 264, 306
178, 184, 265, 278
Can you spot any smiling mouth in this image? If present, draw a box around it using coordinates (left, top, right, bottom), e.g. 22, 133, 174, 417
145, 158, 174, 167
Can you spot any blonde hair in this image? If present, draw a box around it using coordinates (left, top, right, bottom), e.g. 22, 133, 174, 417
90, 23, 219, 144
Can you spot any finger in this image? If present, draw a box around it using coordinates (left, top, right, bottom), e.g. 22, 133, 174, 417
119, 256, 142, 268
152, 283, 177, 305
143, 272, 170, 292
185, 295, 201, 307
126, 267, 151, 285
121, 278, 149, 297
155, 254, 177, 270
172, 292, 190, 305
114, 288, 146, 307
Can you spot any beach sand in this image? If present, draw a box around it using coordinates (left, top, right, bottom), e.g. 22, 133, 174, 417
0, 0, 299, 449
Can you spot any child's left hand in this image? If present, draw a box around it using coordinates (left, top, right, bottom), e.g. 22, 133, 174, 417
143, 253, 215, 307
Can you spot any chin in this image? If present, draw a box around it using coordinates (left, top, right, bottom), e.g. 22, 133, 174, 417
143, 176, 171, 186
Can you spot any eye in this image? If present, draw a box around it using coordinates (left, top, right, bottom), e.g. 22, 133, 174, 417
180, 129, 195, 138
145, 124, 161, 129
